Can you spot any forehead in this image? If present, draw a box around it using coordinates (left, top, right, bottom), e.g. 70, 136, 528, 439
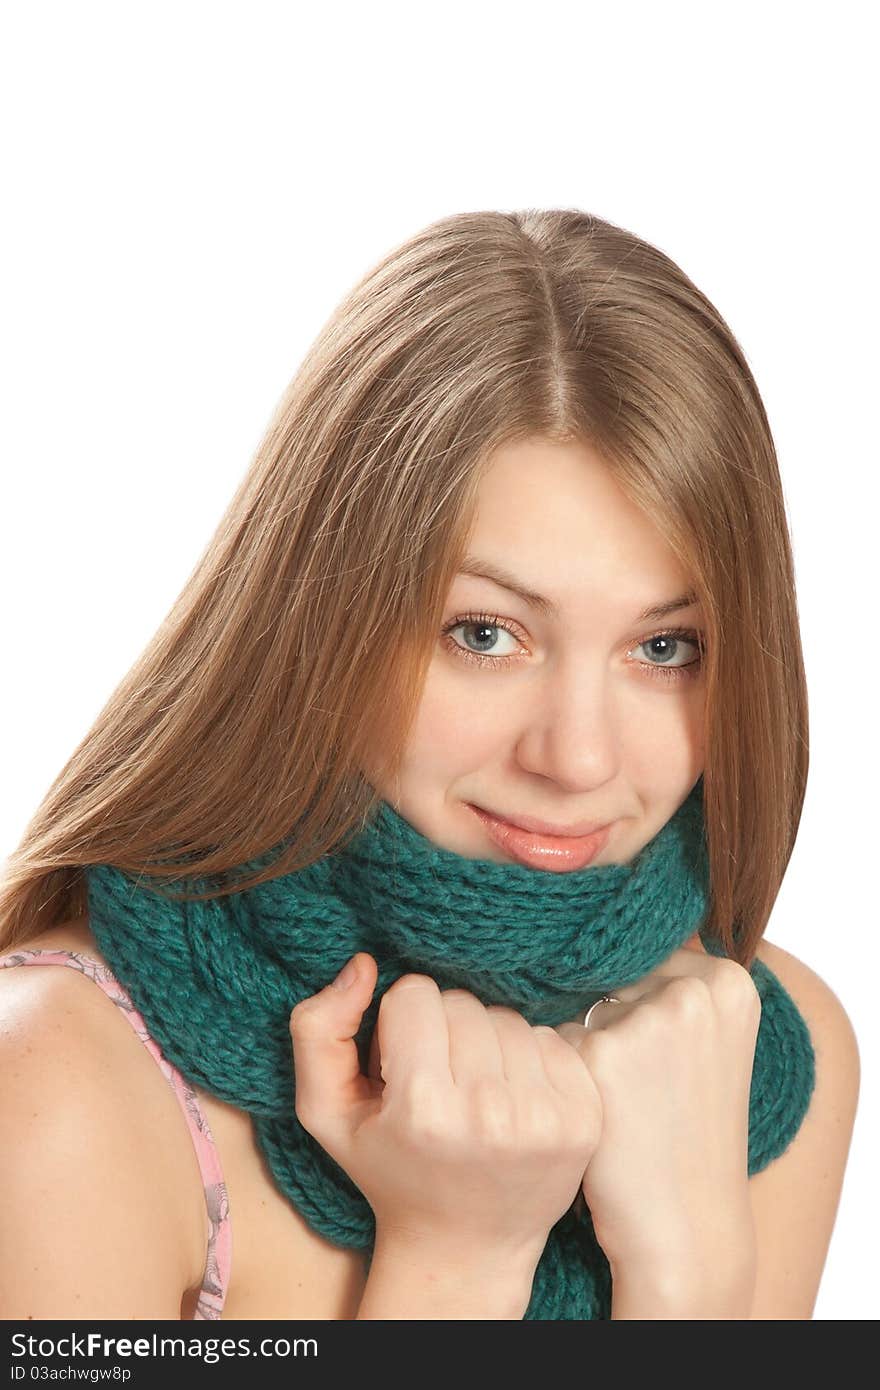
462, 437, 695, 605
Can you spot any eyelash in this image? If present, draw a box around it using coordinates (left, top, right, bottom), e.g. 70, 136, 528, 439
440, 610, 706, 683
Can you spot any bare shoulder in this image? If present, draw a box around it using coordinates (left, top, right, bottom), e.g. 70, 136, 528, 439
754, 937, 860, 1099
0, 916, 126, 1070
0, 916, 156, 1102
0, 917, 206, 1317
755, 939, 858, 1038
745, 937, 860, 1318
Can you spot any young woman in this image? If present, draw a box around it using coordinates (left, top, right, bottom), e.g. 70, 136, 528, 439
0, 208, 859, 1321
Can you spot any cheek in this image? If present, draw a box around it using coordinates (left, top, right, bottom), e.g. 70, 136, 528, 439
623, 690, 706, 787
403, 670, 511, 772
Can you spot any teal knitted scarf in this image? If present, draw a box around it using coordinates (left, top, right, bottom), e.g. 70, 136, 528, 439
83, 776, 815, 1320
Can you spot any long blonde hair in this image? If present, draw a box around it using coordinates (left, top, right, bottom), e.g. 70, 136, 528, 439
0, 208, 808, 970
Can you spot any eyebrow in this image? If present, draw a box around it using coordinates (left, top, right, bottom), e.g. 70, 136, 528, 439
457, 557, 700, 623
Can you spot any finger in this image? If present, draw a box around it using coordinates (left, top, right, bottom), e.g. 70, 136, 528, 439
533, 1025, 603, 1102
376, 973, 452, 1088
444, 990, 506, 1084
485, 1006, 549, 1086
289, 952, 378, 1121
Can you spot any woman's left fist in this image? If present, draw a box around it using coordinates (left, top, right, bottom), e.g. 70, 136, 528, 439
556, 932, 761, 1280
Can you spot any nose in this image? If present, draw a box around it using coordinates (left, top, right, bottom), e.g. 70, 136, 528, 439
513, 656, 619, 791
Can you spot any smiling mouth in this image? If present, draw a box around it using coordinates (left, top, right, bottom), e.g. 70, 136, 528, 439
471, 805, 611, 838
468, 804, 613, 872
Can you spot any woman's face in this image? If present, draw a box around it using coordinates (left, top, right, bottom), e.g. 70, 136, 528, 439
369, 435, 706, 871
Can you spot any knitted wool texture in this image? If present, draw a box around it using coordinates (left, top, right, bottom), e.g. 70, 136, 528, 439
84, 776, 815, 1320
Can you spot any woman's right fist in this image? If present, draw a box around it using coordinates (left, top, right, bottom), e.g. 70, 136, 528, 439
289, 953, 602, 1265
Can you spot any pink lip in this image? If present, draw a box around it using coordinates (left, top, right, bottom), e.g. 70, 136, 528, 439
472, 807, 611, 838
469, 804, 613, 872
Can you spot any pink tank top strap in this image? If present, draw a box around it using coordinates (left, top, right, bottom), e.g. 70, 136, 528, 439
0, 948, 232, 1320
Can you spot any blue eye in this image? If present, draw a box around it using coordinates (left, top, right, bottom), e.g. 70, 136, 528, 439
440, 612, 705, 682
633, 629, 705, 682
442, 613, 523, 661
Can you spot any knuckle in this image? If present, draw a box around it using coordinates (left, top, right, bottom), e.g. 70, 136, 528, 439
398, 1079, 451, 1144
403, 1110, 447, 1148
712, 957, 761, 1008
288, 998, 320, 1035
400, 1070, 439, 1115
712, 955, 750, 985
664, 973, 712, 1020
470, 1076, 515, 1143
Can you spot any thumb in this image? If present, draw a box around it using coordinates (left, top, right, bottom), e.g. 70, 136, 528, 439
289, 953, 379, 1127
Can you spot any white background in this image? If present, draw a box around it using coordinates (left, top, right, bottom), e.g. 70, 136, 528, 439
1, 1, 876, 1319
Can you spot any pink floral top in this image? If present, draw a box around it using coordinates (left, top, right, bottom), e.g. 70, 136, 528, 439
0, 948, 232, 1320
